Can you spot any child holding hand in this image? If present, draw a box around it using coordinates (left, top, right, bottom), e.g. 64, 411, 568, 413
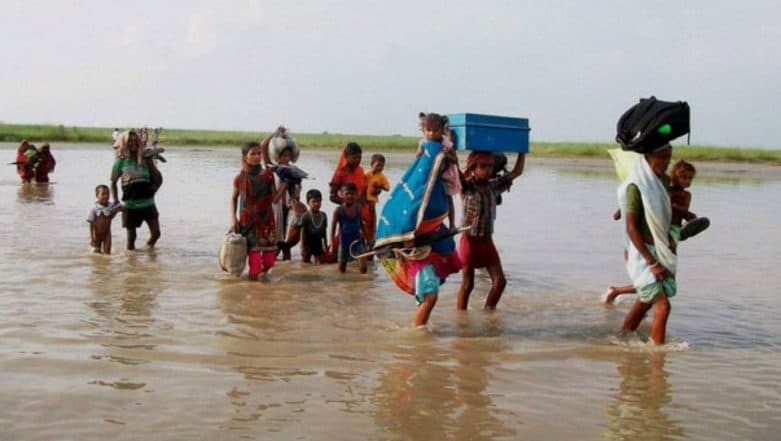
87, 184, 124, 254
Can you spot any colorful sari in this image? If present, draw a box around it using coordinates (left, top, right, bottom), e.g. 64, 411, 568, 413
235, 163, 277, 251
375, 140, 460, 296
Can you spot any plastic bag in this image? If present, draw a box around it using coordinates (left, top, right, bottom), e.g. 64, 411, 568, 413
219, 232, 247, 276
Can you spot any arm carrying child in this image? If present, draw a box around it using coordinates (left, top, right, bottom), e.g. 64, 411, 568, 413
604, 159, 709, 304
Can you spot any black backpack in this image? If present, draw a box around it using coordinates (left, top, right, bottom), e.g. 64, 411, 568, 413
616, 96, 690, 153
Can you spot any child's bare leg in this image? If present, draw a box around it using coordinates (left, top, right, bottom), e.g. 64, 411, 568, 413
484, 263, 507, 310
457, 266, 476, 310
650, 292, 671, 345
146, 218, 161, 248
104, 231, 112, 255
622, 300, 654, 334
414, 294, 438, 326
604, 284, 636, 304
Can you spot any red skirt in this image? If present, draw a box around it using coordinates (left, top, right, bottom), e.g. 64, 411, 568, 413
459, 234, 500, 269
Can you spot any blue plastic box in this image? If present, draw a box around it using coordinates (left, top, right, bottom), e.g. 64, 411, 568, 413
446, 113, 530, 153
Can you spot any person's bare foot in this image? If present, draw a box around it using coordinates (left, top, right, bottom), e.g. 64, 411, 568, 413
602, 287, 620, 305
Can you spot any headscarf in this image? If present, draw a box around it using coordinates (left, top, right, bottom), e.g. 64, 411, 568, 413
113, 130, 145, 162
329, 148, 366, 198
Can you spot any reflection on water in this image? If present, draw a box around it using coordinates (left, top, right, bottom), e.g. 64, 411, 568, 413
604, 352, 685, 441
1, 145, 780, 440
17, 182, 55, 204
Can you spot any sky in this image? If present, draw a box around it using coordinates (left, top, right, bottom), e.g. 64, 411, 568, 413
1, 0, 779, 148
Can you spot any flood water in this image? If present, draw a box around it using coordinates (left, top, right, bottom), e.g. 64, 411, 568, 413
2, 143, 780, 440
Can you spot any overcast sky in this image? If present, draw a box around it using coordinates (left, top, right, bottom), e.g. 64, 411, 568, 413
1, 0, 779, 148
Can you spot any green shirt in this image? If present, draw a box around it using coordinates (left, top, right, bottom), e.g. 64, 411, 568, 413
111, 158, 155, 209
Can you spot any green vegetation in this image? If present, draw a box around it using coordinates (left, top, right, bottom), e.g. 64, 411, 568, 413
2, 123, 779, 164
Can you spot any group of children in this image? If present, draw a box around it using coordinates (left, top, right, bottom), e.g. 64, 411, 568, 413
226, 115, 528, 327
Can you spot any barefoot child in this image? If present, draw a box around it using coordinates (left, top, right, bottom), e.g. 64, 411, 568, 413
231, 141, 287, 280
300, 189, 329, 264
669, 160, 710, 242
331, 182, 367, 274
456, 151, 526, 310
87, 185, 123, 254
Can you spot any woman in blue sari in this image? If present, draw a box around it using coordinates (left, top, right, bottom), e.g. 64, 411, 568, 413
375, 113, 461, 326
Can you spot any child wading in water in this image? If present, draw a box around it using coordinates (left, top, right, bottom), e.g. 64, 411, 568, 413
457, 151, 526, 310
231, 141, 287, 280
331, 182, 368, 273
300, 189, 329, 264
87, 184, 123, 254
604, 159, 709, 304
374, 113, 462, 326
364, 153, 390, 251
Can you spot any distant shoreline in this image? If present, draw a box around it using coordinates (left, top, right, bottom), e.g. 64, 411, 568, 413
2, 123, 779, 165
